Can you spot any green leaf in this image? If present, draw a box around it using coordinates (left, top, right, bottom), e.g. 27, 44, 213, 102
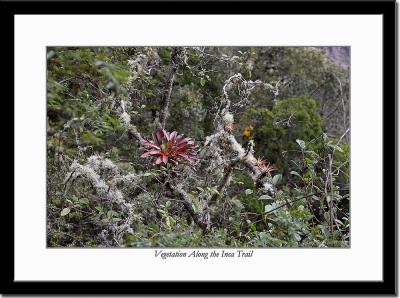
79, 198, 89, 205
259, 194, 273, 201
292, 231, 301, 241
319, 225, 329, 237
207, 187, 221, 196
142, 172, 158, 177
200, 77, 206, 87
304, 157, 315, 165
51, 196, 62, 207
305, 215, 314, 221
326, 195, 331, 203
165, 216, 171, 227
296, 139, 306, 150
196, 186, 204, 192
264, 204, 274, 212
60, 208, 71, 217
335, 218, 344, 225
323, 212, 331, 222
272, 174, 282, 186
245, 189, 253, 195
231, 198, 244, 210
107, 210, 119, 219
290, 171, 302, 178
328, 143, 344, 153
141, 172, 153, 177
81, 131, 103, 146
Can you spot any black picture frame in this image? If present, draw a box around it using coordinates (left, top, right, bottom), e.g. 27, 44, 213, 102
4, 0, 396, 295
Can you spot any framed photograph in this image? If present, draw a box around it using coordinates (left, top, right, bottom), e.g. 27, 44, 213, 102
5, 0, 396, 295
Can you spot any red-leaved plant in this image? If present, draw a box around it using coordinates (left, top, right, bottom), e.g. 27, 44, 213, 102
255, 157, 276, 174
140, 129, 197, 165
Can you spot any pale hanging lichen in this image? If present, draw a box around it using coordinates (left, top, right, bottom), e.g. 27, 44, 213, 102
63, 155, 141, 246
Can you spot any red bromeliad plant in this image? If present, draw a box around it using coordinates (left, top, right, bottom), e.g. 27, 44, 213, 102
140, 129, 197, 165
255, 157, 276, 175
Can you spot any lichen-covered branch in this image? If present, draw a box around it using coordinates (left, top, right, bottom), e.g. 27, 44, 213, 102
127, 125, 145, 143
203, 74, 279, 197
219, 73, 279, 121
63, 156, 140, 246
209, 164, 234, 204
204, 131, 275, 197
167, 182, 210, 232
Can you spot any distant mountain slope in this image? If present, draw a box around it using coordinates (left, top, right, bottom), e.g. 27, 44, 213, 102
321, 46, 350, 68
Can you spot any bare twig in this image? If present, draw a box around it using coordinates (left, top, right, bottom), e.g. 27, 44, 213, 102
127, 125, 145, 143
157, 47, 183, 129
336, 128, 350, 146
332, 73, 349, 143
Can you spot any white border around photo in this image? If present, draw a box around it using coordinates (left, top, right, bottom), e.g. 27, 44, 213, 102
14, 14, 382, 281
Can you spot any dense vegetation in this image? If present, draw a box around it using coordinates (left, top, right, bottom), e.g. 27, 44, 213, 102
47, 46, 350, 247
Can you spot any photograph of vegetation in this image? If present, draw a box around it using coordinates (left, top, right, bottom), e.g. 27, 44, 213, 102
47, 46, 350, 248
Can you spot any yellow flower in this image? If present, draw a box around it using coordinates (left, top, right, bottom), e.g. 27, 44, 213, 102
242, 125, 254, 138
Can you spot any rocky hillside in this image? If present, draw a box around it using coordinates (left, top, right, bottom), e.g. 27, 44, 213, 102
321, 46, 350, 68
